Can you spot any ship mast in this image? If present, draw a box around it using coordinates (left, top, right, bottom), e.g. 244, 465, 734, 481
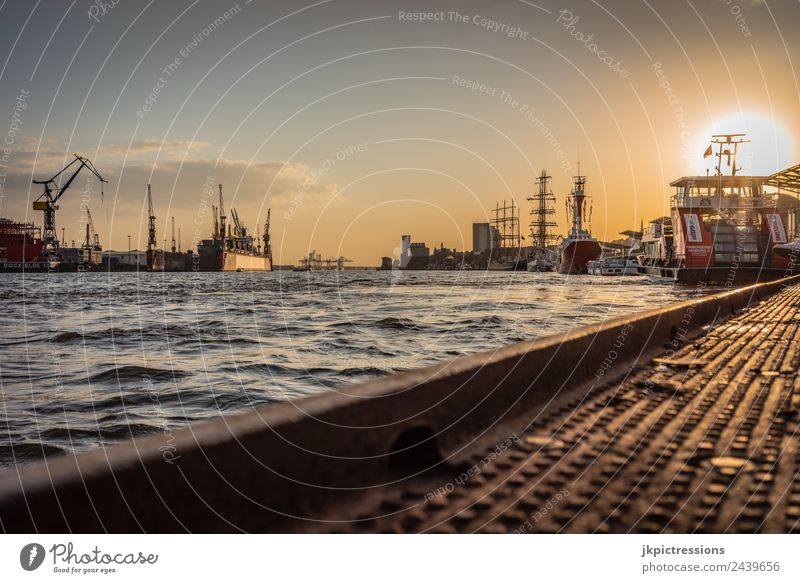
527, 170, 558, 248
709, 133, 750, 196
569, 174, 588, 236
711, 133, 749, 177
491, 199, 521, 248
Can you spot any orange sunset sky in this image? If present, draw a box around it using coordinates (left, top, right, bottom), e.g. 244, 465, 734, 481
0, 0, 797, 264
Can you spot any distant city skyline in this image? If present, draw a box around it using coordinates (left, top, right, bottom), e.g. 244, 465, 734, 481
1, 0, 797, 264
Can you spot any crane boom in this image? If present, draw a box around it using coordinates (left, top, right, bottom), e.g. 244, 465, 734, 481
171, 216, 176, 253
147, 184, 157, 250
218, 184, 226, 242
32, 154, 107, 256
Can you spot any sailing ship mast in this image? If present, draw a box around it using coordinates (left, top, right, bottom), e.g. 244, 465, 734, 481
527, 170, 558, 248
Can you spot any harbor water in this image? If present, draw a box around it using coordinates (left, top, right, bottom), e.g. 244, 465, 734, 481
0, 271, 704, 467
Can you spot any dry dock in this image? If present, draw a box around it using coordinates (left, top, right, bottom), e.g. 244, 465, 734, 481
1, 275, 799, 533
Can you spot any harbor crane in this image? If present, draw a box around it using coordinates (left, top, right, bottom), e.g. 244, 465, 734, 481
80, 206, 101, 265
263, 209, 272, 259
146, 184, 158, 270
32, 155, 107, 255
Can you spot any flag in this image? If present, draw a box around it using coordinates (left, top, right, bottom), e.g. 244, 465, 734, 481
703, 145, 712, 158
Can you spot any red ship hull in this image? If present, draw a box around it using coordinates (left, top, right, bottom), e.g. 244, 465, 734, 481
559, 239, 602, 274
0, 219, 44, 262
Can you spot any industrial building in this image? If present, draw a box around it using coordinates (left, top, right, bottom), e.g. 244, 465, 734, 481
102, 250, 147, 268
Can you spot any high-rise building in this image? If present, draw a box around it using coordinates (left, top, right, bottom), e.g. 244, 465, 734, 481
472, 223, 490, 254
400, 234, 411, 268
473, 223, 500, 254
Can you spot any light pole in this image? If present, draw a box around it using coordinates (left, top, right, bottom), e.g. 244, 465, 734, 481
127, 235, 131, 269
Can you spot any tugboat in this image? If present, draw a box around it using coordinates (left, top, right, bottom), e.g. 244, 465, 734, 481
558, 173, 601, 274
639, 134, 800, 284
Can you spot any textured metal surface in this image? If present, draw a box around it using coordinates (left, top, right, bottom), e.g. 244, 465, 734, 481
328, 282, 800, 533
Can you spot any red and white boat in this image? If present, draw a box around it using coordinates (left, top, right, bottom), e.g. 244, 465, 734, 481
639, 134, 800, 284
559, 174, 601, 274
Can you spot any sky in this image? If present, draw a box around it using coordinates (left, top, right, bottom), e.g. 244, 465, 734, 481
0, 0, 798, 265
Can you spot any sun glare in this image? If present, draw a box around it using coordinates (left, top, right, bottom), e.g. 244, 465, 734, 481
694, 111, 795, 176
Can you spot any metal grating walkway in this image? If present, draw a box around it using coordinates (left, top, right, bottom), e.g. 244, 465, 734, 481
333, 283, 800, 533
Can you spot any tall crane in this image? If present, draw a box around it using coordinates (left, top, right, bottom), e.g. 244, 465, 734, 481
218, 184, 226, 242
32, 154, 106, 256
146, 184, 158, 271
263, 209, 271, 260
81, 206, 100, 264
146, 184, 158, 270
230, 208, 242, 238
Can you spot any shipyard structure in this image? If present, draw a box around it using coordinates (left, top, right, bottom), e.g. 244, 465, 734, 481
197, 185, 272, 272
0, 152, 271, 273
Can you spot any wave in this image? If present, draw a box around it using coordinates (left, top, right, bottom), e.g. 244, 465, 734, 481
90, 365, 188, 383
341, 366, 387, 377
374, 316, 418, 330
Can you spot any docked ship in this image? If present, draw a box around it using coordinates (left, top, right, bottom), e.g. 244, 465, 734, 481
197, 185, 272, 272
639, 134, 800, 284
0, 218, 50, 271
559, 173, 601, 274
487, 199, 528, 271
145, 185, 193, 272
526, 170, 559, 272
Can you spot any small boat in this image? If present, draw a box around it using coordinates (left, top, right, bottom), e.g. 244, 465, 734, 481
526, 247, 558, 272
488, 258, 528, 271
588, 257, 641, 276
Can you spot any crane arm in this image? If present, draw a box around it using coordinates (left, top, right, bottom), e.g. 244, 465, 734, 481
33, 155, 107, 203
54, 156, 106, 203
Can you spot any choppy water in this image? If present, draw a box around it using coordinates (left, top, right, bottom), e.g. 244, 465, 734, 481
0, 271, 703, 467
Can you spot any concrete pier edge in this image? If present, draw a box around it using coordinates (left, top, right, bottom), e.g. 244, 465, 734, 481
1, 274, 799, 532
